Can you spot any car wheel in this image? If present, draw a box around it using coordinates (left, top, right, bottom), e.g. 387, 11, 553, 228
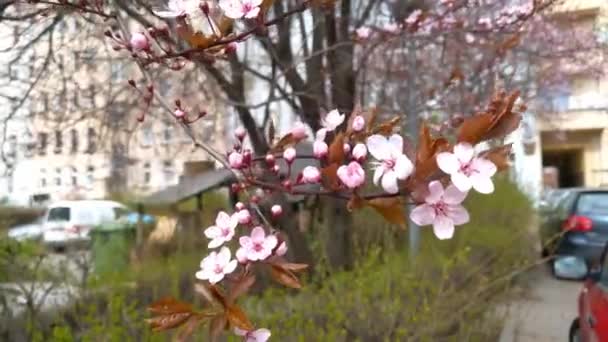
569, 318, 581, 342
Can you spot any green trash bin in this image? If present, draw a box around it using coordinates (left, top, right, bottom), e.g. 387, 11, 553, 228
90, 220, 136, 278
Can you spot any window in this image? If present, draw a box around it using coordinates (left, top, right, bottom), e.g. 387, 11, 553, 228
70, 129, 79, 153
84, 85, 96, 109
54, 130, 62, 154
576, 192, 608, 215
40, 168, 47, 187
23, 132, 35, 157
42, 92, 49, 112
6, 135, 16, 158
86, 166, 95, 185
110, 63, 123, 82
86, 128, 97, 154
143, 162, 151, 185
69, 166, 78, 186
47, 207, 70, 222
38, 132, 48, 156
162, 124, 173, 144
163, 160, 175, 184
141, 126, 154, 147
55, 168, 62, 186
112, 206, 130, 220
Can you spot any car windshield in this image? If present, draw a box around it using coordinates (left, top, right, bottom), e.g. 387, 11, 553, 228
47, 207, 71, 221
576, 192, 608, 215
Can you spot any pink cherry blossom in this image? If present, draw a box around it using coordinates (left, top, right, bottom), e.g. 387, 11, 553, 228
283, 147, 296, 163
343, 143, 351, 154
204, 211, 238, 248
236, 208, 251, 225
235, 126, 247, 140
154, 0, 219, 36
406, 9, 422, 25
229, 151, 244, 169
352, 115, 365, 132
276, 241, 288, 256
130, 33, 149, 51
410, 181, 470, 240
236, 227, 278, 262
271, 204, 282, 217
313, 140, 328, 159
219, 0, 262, 19
174, 108, 185, 118
291, 122, 308, 139
235, 202, 245, 211
195, 247, 238, 284
321, 109, 345, 131
301, 166, 321, 184
234, 327, 271, 342
352, 143, 367, 161
356, 27, 371, 39
366, 134, 414, 194
383, 23, 400, 33
436, 142, 497, 194
315, 128, 327, 142
337, 161, 365, 189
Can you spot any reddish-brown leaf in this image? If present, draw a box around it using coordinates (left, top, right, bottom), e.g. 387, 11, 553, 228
457, 113, 494, 145
148, 297, 193, 315
176, 315, 205, 342
321, 163, 340, 191
347, 194, 366, 211
372, 117, 400, 136
270, 265, 302, 289
270, 133, 306, 153
146, 312, 193, 332
226, 305, 254, 331
481, 144, 512, 172
412, 124, 450, 182
279, 263, 309, 272
209, 314, 228, 342
416, 123, 434, 165
367, 197, 407, 227
328, 132, 345, 165
227, 275, 256, 304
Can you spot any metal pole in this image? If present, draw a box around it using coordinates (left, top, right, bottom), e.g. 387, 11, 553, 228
404, 39, 420, 259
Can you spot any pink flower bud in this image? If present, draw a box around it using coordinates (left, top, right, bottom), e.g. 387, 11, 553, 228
272, 165, 280, 173
283, 147, 296, 163
230, 183, 241, 193
271, 205, 283, 217
352, 115, 365, 132
228, 151, 244, 169
242, 150, 252, 166
313, 140, 328, 159
235, 202, 245, 211
224, 42, 237, 54
276, 241, 288, 256
130, 32, 150, 51
235, 127, 246, 140
265, 154, 275, 166
291, 122, 308, 139
250, 195, 260, 204
282, 179, 292, 190
173, 109, 185, 119
343, 143, 351, 154
237, 209, 251, 225
352, 143, 367, 161
301, 166, 321, 184
337, 161, 366, 189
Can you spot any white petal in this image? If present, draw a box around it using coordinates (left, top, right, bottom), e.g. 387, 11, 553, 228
208, 238, 224, 249
454, 143, 474, 163
426, 181, 444, 204
432, 216, 455, 240
381, 171, 399, 194
217, 247, 231, 265
436, 152, 459, 174
234, 327, 248, 336
451, 172, 472, 192
229, 213, 239, 228
153, 10, 180, 17
250, 0, 264, 6
252, 328, 271, 341
394, 154, 414, 180
388, 134, 403, 154
442, 184, 468, 204
223, 260, 238, 275
216, 211, 231, 228
264, 235, 278, 251
373, 164, 385, 185
209, 272, 224, 284
471, 174, 495, 194
204, 225, 221, 239
251, 226, 266, 243
316, 128, 327, 141
472, 157, 497, 177
195, 269, 209, 280
410, 204, 436, 226
366, 135, 390, 161
448, 205, 470, 225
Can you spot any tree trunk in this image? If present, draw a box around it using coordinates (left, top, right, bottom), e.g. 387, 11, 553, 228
323, 197, 354, 270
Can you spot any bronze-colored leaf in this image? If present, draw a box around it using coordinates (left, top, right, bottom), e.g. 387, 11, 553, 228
457, 113, 494, 145
146, 312, 193, 332
328, 132, 345, 165
226, 305, 254, 331
347, 194, 366, 211
207, 284, 228, 308
270, 265, 302, 289
416, 123, 434, 165
176, 316, 205, 342
270, 133, 305, 153
481, 144, 512, 172
371, 117, 400, 136
321, 163, 340, 191
279, 263, 309, 272
209, 315, 228, 342
367, 197, 407, 227
227, 275, 256, 304
148, 297, 193, 315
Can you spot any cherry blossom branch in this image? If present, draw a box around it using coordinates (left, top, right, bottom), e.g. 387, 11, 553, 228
30, 0, 115, 19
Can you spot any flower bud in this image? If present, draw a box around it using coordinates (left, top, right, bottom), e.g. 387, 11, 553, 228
313, 140, 328, 159
228, 151, 244, 169
271, 205, 283, 217
173, 109, 185, 119
242, 149, 252, 166
283, 147, 296, 164
282, 179, 292, 191
265, 154, 275, 166
276, 241, 288, 256
352, 143, 367, 161
291, 122, 307, 139
224, 42, 237, 55
352, 115, 365, 132
343, 143, 351, 154
301, 166, 321, 184
230, 183, 241, 193
130, 32, 150, 51
235, 202, 245, 211
272, 165, 280, 173
237, 209, 251, 225
250, 195, 260, 204
235, 127, 246, 140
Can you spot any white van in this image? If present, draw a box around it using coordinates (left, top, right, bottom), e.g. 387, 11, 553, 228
42, 200, 130, 249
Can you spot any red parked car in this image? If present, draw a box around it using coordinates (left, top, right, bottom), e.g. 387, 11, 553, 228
570, 243, 608, 342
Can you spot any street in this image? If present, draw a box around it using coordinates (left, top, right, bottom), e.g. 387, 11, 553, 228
500, 265, 581, 342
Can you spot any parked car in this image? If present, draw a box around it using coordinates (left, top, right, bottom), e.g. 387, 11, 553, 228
540, 188, 608, 271
41, 200, 131, 249
7, 218, 44, 242
568, 243, 608, 341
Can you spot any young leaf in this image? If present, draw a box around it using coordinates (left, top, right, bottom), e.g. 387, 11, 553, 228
279, 263, 309, 272
270, 133, 305, 153
347, 194, 366, 211
327, 132, 345, 165
481, 144, 512, 172
270, 265, 302, 289
371, 117, 400, 136
209, 314, 228, 342
457, 113, 494, 145
148, 297, 193, 315
367, 197, 407, 227
176, 315, 205, 342
321, 163, 341, 191
227, 275, 256, 304
146, 312, 193, 332
226, 304, 254, 331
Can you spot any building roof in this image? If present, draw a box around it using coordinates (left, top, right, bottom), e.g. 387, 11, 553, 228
140, 168, 236, 206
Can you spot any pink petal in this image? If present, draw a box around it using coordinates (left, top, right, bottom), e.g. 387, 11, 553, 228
216, 211, 231, 228
432, 216, 455, 240
236, 248, 249, 263
451, 172, 472, 192
426, 180, 444, 204
454, 143, 474, 163
410, 204, 436, 226
373, 164, 385, 185
471, 174, 494, 194
448, 205, 470, 225
234, 327, 248, 336
394, 154, 414, 180
250, 0, 264, 7
204, 225, 221, 239
442, 184, 467, 204
217, 247, 231, 265
239, 236, 252, 249
208, 238, 224, 249
264, 235, 278, 251
472, 157, 497, 177
209, 272, 224, 284
381, 171, 399, 194
388, 134, 403, 154
244, 6, 260, 18
251, 328, 271, 341
366, 135, 390, 161
229, 213, 239, 228
436, 152, 459, 174
223, 260, 238, 275
251, 227, 266, 243
195, 269, 209, 281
